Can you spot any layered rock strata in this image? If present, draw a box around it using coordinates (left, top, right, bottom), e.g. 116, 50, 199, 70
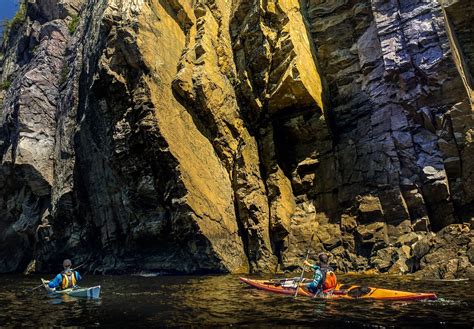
0, 0, 472, 278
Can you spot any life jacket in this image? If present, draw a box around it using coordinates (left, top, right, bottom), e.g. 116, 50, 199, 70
61, 270, 77, 290
320, 265, 337, 291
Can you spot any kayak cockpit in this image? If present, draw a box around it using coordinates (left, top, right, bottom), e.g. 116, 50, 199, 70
41, 278, 101, 299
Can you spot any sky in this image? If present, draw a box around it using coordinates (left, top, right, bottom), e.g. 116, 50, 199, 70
0, 0, 20, 35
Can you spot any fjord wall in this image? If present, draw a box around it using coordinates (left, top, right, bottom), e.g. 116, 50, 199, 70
0, 0, 472, 278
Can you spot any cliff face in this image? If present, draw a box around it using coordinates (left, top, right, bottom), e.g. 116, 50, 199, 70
0, 0, 472, 278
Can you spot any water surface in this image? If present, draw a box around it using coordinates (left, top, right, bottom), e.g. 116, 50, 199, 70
0, 274, 472, 327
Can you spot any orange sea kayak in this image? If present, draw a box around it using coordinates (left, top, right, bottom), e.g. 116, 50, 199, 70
239, 277, 437, 301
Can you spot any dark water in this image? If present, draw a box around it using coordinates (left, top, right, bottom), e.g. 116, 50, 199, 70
0, 274, 472, 328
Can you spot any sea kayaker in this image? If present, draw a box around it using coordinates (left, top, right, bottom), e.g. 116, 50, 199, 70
303, 253, 337, 295
47, 259, 82, 291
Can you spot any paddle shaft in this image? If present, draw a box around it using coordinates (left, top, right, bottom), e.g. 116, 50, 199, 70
29, 283, 45, 292
71, 262, 86, 271
294, 232, 315, 298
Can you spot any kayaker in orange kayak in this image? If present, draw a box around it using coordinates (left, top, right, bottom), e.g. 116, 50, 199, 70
303, 253, 337, 295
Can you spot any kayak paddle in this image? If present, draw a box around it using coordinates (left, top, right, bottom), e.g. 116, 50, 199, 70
71, 262, 86, 271
294, 232, 315, 298
27, 283, 46, 292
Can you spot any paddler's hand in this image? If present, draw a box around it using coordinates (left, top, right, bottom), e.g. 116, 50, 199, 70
303, 260, 312, 267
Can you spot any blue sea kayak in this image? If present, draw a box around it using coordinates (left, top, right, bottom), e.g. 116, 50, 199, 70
41, 278, 101, 299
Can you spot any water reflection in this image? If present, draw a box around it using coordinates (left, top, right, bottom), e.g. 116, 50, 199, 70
0, 274, 472, 327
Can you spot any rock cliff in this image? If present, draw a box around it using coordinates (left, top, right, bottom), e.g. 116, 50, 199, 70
0, 0, 472, 278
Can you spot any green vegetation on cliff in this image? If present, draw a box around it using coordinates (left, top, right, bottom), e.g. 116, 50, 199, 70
0, 80, 11, 91
68, 15, 79, 35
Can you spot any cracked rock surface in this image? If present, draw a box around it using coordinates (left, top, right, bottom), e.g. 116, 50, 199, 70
0, 0, 472, 278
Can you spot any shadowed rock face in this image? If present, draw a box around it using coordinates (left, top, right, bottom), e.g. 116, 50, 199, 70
0, 0, 472, 278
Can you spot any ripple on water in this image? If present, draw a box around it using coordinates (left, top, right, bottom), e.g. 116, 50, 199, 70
0, 274, 472, 327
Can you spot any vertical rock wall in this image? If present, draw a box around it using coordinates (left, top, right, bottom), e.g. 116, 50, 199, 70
0, 0, 472, 277
0, 0, 82, 272
301, 0, 473, 275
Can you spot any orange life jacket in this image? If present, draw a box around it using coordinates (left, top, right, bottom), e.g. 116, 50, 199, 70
61, 271, 77, 290
323, 270, 337, 290
321, 265, 337, 291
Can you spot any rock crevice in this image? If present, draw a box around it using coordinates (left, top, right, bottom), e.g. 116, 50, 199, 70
0, 0, 472, 278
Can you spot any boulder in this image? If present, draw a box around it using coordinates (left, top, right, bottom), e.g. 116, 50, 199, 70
413, 225, 473, 278
412, 236, 435, 259
316, 223, 342, 251
357, 195, 384, 223
340, 214, 357, 232
388, 258, 410, 275
398, 245, 412, 259
395, 232, 421, 248
355, 222, 388, 245
371, 247, 397, 272
379, 188, 410, 224
412, 217, 430, 232
341, 234, 355, 250
386, 220, 413, 242
401, 188, 429, 221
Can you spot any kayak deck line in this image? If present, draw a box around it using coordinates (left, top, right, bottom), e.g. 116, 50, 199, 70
239, 277, 438, 301
41, 278, 101, 299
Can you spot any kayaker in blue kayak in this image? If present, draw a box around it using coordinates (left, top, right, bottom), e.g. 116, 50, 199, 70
303, 253, 337, 295
47, 259, 82, 290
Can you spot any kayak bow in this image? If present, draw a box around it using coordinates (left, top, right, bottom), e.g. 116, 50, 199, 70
239, 277, 437, 301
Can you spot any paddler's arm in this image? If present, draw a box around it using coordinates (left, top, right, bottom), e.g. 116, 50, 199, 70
75, 271, 82, 282
303, 260, 317, 269
303, 261, 324, 284
48, 274, 62, 289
